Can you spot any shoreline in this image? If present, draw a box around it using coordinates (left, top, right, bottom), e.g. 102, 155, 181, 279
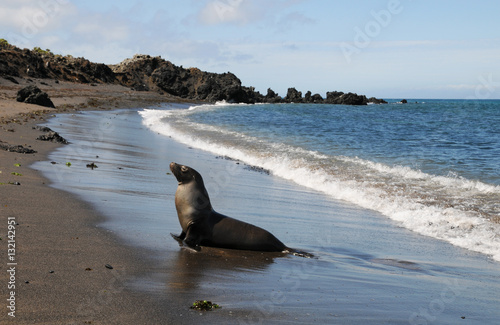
0, 78, 191, 323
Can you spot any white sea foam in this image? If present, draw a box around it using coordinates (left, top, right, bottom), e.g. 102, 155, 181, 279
140, 107, 500, 261
339, 156, 500, 194
187, 100, 258, 111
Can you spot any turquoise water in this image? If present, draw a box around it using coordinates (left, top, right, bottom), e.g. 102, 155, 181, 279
141, 100, 500, 261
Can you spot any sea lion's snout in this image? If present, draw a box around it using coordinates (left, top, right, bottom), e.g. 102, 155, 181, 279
170, 162, 193, 184
170, 162, 181, 182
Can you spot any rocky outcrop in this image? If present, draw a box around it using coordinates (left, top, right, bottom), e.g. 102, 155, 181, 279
1, 42, 388, 105
368, 97, 388, 104
0, 43, 115, 84
48, 56, 115, 83
16, 85, 55, 108
304, 91, 323, 103
32, 126, 68, 143
264, 88, 282, 103
110, 54, 159, 91
311, 93, 324, 103
111, 54, 261, 103
326, 91, 345, 101
284, 88, 302, 103
0, 141, 37, 154
37, 130, 68, 144
324, 91, 365, 105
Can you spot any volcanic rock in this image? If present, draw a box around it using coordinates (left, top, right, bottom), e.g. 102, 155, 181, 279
1, 42, 389, 105
284, 87, 303, 103
16, 85, 55, 108
36, 131, 68, 144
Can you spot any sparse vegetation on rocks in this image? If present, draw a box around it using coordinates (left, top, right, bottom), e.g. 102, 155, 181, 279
1, 43, 387, 105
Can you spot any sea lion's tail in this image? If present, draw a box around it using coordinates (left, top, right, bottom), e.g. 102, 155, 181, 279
284, 248, 315, 258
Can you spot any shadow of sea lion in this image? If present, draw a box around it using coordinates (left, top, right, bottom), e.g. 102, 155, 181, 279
166, 247, 286, 290
369, 258, 423, 271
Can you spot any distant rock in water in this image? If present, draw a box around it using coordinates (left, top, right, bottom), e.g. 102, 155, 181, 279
401, 99, 408, 104
368, 97, 388, 104
325, 91, 368, 105
284, 87, 303, 103
264, 88, 282, 103
304, 91, 324, 103
16, 85, 55, 108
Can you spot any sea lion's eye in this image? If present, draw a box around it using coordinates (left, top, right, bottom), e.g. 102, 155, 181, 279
181, 166, 188, 173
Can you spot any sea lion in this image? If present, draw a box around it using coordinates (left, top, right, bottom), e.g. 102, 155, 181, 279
169, 162, 311, 257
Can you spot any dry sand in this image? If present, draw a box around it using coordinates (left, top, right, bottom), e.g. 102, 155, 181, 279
0, 77, 189, 324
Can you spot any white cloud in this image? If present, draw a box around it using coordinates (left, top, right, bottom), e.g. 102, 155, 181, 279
440, 84, 478, 90
163, 40, 224, 62
64, 42, 134, 64
276, 11, 315, 30
198, 0, 261, 25
196, 0, 314, 29
1, 0, 77, 48
0, 1, 76, 30
73, 15, 130, 43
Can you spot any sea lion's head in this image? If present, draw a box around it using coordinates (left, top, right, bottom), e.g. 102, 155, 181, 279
170, 162, 204, 185
170, 162, 212, 219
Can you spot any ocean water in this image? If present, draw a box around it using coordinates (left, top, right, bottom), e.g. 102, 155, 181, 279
140, 100, 500, 262
32, 105, 500, 323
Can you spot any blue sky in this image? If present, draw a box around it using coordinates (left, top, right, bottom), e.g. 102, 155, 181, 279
2, 0, 500, 99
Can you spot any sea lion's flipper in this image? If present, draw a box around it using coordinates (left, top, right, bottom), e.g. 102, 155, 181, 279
171, 231, 201, 251
181, 243, 201, 252
284, 248, 315, 258
171, 232, 186, 245
183, 227, 202, 251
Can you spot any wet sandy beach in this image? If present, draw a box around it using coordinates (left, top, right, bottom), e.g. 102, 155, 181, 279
32, 108, 500, 324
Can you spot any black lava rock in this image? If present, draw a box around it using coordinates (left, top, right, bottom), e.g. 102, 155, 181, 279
16, 85, 55, 108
